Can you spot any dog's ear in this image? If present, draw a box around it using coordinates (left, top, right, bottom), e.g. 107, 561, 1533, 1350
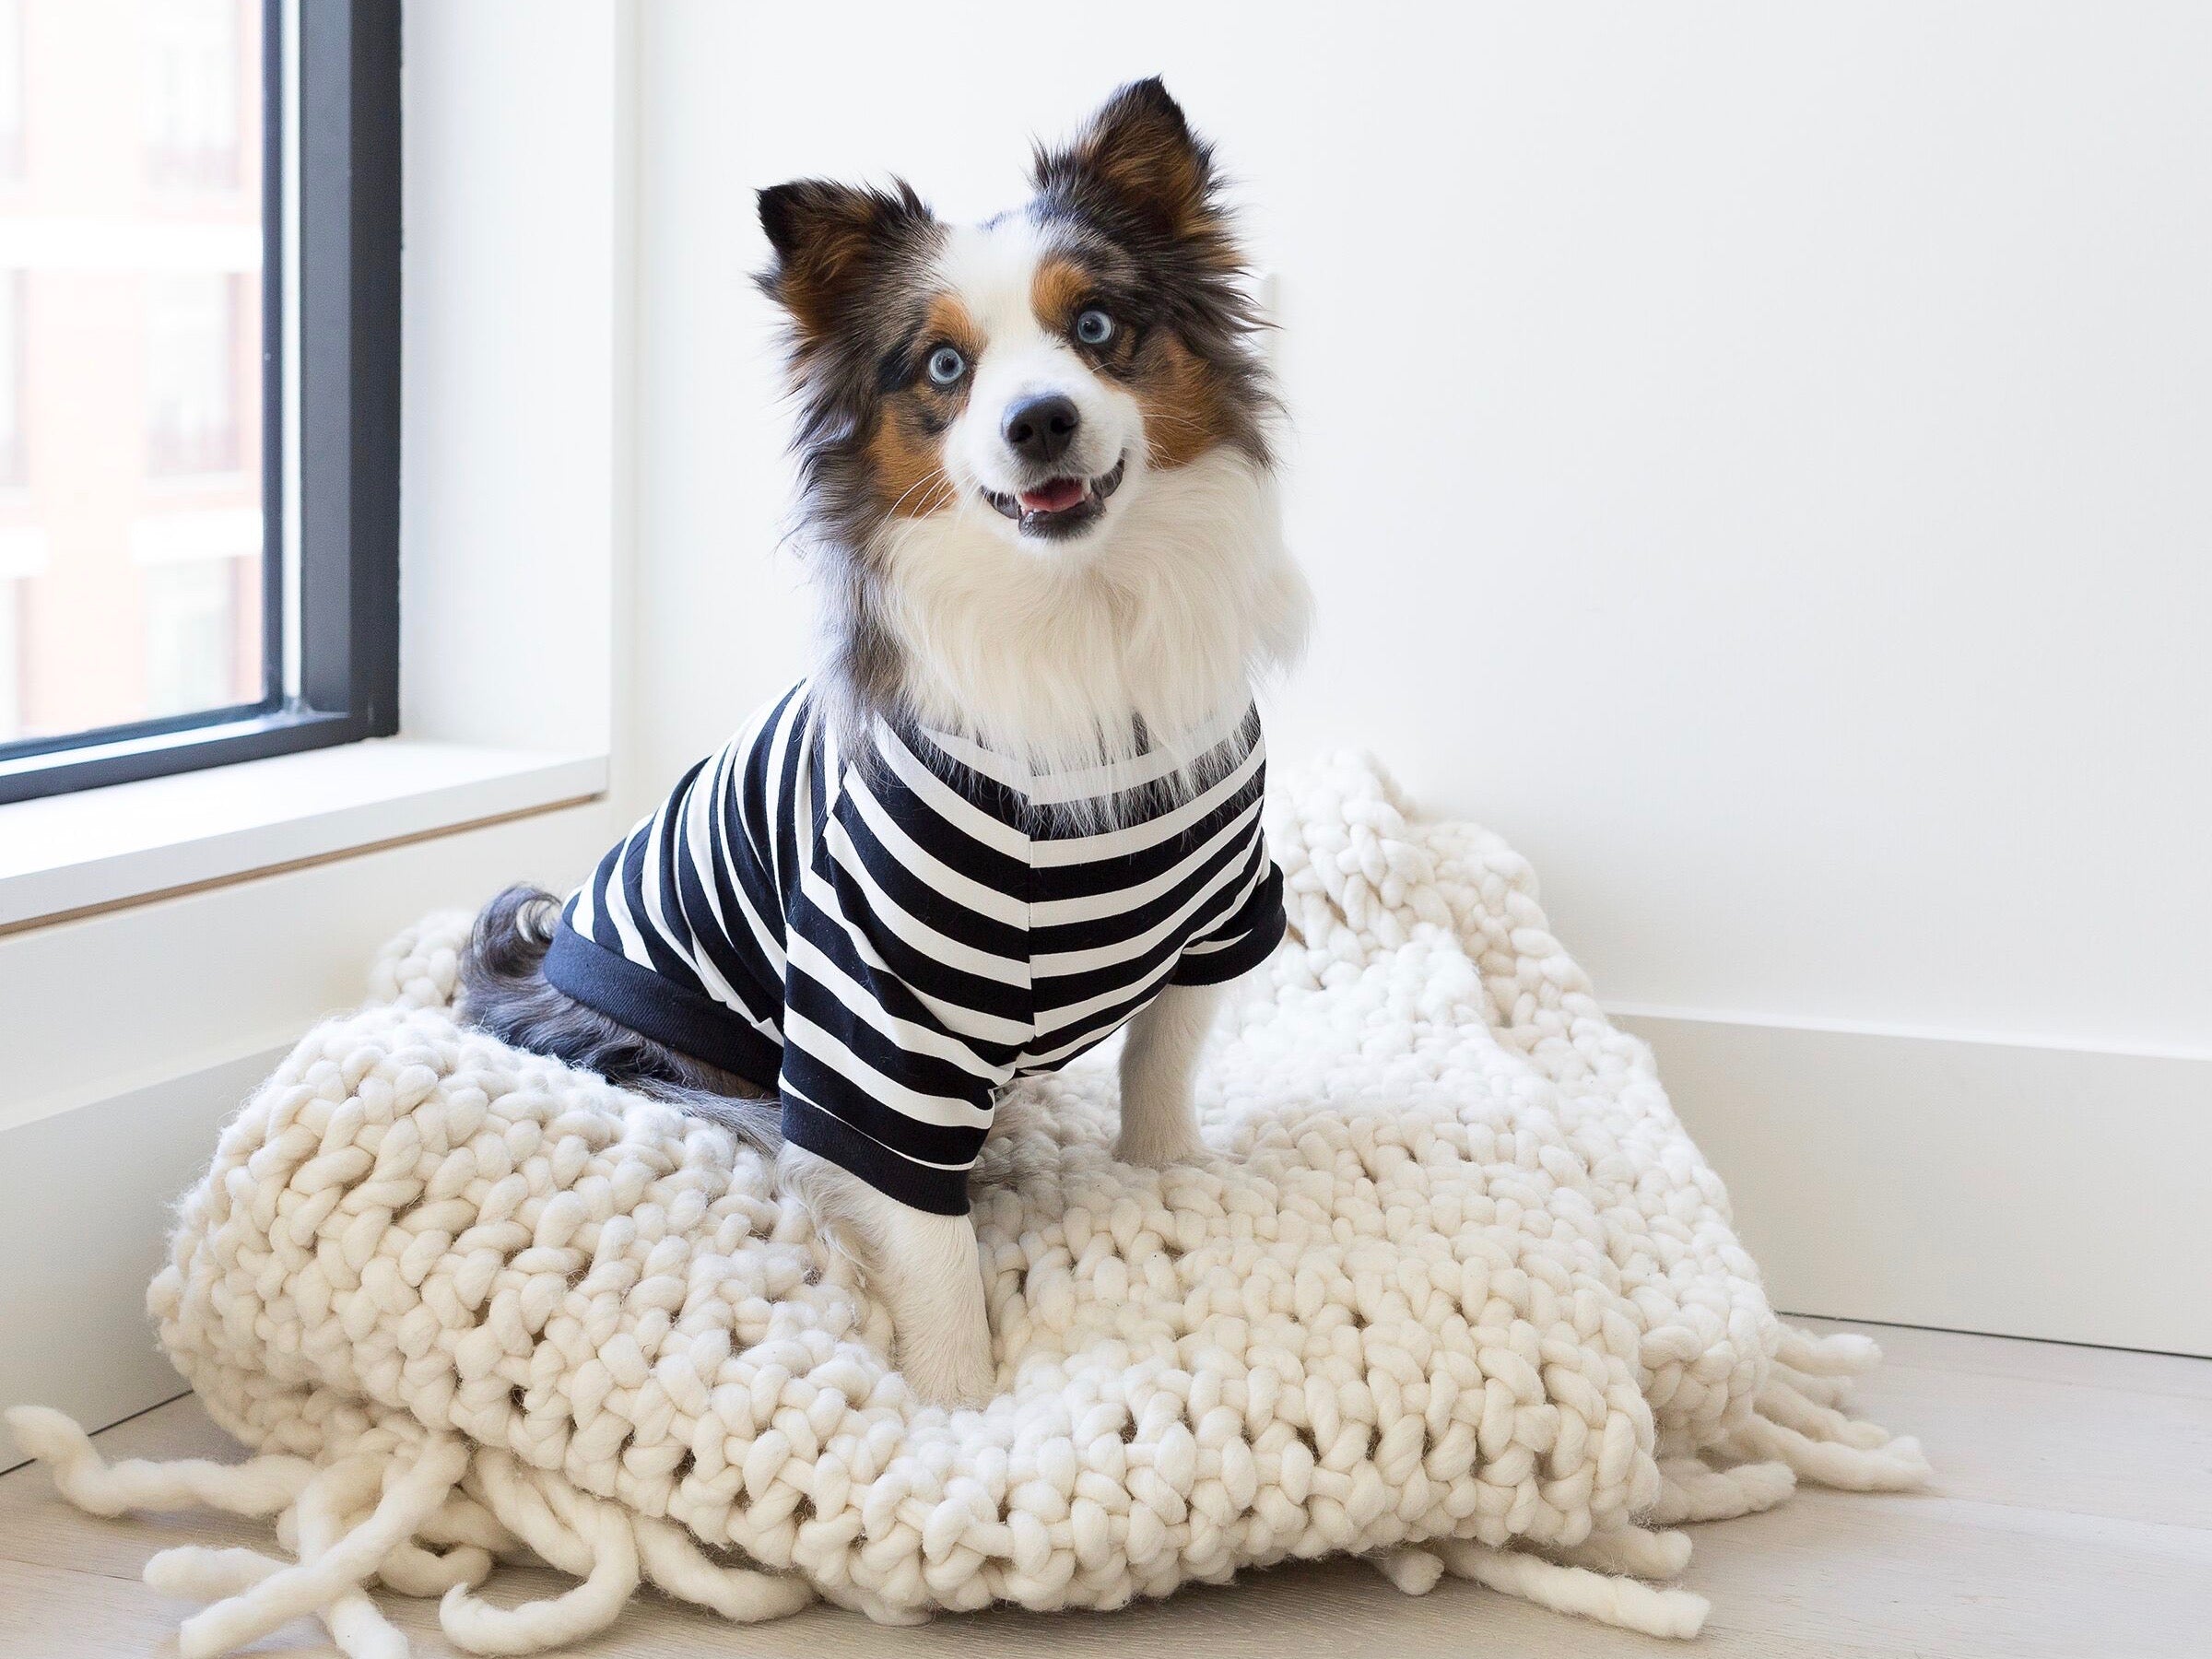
756, 178, 933, 340
1033, 78, 1221, 245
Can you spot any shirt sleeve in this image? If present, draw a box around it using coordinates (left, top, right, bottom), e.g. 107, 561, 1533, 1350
1171, 832, 1288, 986
773, 769, 1031, 1216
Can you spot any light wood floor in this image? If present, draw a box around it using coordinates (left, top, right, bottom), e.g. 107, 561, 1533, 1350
2, 1318, 2206, 1659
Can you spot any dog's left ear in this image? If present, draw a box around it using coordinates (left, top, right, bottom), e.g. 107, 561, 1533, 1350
1033, 77, 1221, 244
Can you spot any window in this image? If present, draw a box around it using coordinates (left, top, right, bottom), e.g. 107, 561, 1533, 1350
142, 555, 247, 716
0, 561, 23, 740
146, 272, 244, 477
0, 1, 23, 185
143, 0, 241, 192
0, 0, 397, 806
0, 269, 21, 485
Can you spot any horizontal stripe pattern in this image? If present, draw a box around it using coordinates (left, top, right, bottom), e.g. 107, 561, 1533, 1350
545, 679, 1286, 1213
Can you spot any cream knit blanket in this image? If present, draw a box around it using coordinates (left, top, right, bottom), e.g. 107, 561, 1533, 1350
7, 753, 1928, 1655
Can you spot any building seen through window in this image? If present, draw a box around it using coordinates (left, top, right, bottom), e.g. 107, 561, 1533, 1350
0, 0, 262, 746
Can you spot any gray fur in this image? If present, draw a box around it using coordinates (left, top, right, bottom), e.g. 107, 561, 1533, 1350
456, 883, 781, 1153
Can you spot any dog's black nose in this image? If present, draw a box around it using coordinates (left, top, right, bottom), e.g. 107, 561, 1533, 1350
1002, 394, 1080, 466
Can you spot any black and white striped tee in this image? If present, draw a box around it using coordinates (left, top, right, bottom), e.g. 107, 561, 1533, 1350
543, 680, 1287, 1214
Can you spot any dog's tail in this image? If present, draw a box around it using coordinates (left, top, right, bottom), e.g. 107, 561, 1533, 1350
631, 1081, 784, 1155
457, 883, 783, 1157
458, 882, 562, 1008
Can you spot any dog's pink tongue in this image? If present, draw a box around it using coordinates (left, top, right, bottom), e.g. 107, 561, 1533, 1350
1018, 477, 1086, 513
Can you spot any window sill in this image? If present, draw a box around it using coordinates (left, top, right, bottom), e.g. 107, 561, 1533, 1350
0, 737, 607, 932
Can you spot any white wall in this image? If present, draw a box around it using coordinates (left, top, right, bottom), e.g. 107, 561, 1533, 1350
401, 5, 628, 764
633, 2, 2210, 1056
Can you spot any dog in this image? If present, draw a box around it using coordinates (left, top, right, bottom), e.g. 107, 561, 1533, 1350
460, 79, 1309, 1408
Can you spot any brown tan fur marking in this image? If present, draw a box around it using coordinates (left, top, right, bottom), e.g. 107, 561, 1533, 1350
869, 292, 981, 517
1030, 255, 1093, 334
1131, 331, 1236, 469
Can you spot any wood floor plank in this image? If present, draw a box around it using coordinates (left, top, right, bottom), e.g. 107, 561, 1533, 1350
1686, 1490, 2211, 1659
2, 1324, 2207, 1659
1789, 1324, 2212, 1529
0, 1554, 321, 1658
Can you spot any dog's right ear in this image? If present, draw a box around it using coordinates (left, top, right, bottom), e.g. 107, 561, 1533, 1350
1033, 78, 1221, 248
756, 178, 933, 342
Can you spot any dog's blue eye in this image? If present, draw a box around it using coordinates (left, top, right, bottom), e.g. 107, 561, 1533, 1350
926, 346, 966, 385
1075, 308, 1113, 346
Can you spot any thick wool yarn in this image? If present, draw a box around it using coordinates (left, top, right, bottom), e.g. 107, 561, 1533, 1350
7, 754, 1926, 1656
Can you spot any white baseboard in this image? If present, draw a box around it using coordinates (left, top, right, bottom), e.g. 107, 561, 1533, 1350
0, 794, 616, 1469
0, 1043, 288, 1471
1618, 1012, 2212, 1358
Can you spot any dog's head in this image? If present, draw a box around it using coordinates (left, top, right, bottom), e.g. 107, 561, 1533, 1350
756, 78, 1273, 559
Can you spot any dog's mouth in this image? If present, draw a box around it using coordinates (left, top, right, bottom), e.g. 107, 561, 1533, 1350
982, 455, 1127, 540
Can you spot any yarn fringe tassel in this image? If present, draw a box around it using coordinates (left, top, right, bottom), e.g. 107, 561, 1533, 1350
1363, 1324, 1930, 1640
4, 1405, 814, 1657
1647, 1324, 1932, 1526
6, 1321, 1925, 1653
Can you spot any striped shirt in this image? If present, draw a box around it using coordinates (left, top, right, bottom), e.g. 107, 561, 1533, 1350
543, 681, 1287, 1213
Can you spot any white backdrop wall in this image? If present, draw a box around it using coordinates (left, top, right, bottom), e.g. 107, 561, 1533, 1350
631, 5, 2211, 1346
634, 1, 2209, 1053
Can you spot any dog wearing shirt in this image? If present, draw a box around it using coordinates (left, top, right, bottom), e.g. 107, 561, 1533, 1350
460, 79, 1309, 1407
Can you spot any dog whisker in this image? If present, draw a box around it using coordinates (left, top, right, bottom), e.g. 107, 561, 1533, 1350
882, 466, 955, 521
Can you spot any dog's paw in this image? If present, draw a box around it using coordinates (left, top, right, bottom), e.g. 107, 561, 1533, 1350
1115, 1125, 1208, 1170
898, 1312, 998, 1410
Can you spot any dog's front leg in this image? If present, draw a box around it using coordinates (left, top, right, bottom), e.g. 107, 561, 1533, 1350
777, 1144, 995, 1409
1116, 980, 1221, 1168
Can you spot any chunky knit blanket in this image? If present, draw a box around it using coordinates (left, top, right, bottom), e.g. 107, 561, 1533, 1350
7, 754, 1927, 1656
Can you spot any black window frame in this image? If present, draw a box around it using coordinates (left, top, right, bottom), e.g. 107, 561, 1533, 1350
0, 0, 398, 806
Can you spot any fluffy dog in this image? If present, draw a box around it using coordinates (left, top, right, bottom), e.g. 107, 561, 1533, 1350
462, 79, 1308, 1406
